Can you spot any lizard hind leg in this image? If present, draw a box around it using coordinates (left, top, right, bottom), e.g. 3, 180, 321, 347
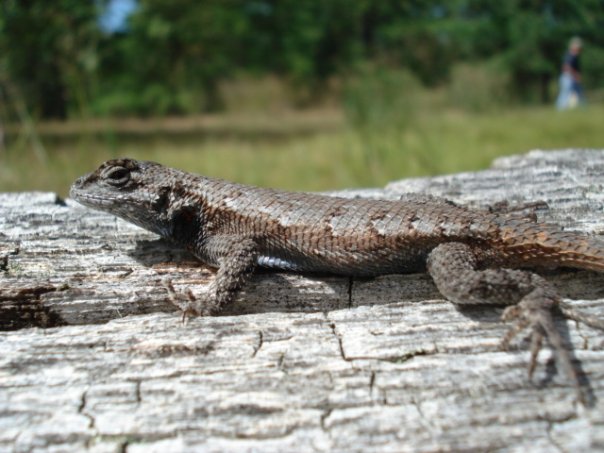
426, 242, 580, 396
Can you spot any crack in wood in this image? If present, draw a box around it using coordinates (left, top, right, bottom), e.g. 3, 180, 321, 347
251, 330, 264, 358
78, 391, 96, 430
0, 284, 69, 330
329, 321, 349, 362
347, 276, 353, 308
2, 150, 604, 451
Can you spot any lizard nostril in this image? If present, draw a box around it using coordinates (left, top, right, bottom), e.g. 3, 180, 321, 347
70, 176, 88, 194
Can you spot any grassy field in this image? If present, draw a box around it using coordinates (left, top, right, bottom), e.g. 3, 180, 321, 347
1, 104, 603, 197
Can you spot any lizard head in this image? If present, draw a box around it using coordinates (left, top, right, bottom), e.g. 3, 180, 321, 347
70, 158, 179, 236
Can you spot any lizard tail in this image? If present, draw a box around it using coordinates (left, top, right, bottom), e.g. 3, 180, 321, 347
498, 220, 604, 272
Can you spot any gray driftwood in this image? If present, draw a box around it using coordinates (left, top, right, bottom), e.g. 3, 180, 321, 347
1, 149, 604, 452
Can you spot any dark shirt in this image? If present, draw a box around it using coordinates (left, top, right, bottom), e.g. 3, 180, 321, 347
564, 52, 580, 72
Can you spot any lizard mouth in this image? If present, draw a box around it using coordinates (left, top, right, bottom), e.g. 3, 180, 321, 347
69, 186, 115, 208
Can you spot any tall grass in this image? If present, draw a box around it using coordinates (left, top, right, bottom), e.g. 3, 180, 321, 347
343, 67, 432, 181
1, 70, 603, 196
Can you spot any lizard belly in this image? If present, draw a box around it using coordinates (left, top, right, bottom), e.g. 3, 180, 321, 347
257, 247, 428, 276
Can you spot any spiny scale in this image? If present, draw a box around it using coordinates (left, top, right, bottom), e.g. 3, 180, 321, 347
71, 158, 604, 403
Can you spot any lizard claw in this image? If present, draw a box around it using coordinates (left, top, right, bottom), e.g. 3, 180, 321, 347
500, 292, 577, 387
162, 278, 204, 319
528, 328, 544, 380
501, 305, 529, 350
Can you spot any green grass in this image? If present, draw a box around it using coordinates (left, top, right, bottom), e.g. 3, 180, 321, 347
1, 104, 603, 197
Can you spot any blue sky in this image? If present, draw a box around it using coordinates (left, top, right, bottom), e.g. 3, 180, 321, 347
98, 0, 138, 33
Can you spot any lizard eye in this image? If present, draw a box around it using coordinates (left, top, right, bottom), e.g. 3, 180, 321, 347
104, 166, 131, 187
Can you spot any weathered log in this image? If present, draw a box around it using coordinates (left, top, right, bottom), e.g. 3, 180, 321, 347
1, 149, 603, 452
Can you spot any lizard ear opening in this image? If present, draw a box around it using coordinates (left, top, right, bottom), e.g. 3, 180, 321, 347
169, 205, 201, 240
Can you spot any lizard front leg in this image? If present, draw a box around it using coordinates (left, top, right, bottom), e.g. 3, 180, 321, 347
166, 236, 258, 317
426, 242, 579, 395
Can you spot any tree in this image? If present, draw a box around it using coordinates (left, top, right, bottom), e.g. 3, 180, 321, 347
449, 0, 604, 103
1, 0, 101, 119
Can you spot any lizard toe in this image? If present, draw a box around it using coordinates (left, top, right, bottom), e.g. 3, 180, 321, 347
501, 291, 579, 393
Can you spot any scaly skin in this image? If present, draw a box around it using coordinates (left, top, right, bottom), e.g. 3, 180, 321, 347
71, 158, 604, 402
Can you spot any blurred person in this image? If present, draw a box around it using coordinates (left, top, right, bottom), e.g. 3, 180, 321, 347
556, 37, 584, 110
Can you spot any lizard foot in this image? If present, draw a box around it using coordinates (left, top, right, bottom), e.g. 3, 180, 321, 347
501, 291, 579, 392
163, 278, 213, 320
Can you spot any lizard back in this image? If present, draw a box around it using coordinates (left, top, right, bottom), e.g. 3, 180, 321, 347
186, 175, 500, 276
70, 158, 604, 276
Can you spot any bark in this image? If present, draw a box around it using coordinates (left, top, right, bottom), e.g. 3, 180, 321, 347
1, 149, 603, 452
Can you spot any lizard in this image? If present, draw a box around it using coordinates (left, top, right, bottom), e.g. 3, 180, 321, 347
71, 158, 604, 399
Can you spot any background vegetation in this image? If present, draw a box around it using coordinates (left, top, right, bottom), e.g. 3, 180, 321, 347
1, 1, 603, 195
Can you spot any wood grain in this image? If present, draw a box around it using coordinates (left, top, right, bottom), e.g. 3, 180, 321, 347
1, 149, 603, 452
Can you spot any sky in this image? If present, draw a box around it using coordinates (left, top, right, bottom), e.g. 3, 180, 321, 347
98, 0, 138, 33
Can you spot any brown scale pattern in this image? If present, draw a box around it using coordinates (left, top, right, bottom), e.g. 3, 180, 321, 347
70, 158, 604, 401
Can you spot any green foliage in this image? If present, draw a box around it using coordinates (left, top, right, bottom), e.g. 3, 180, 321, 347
342, 66, 437, 180
470, 0, 604, 103
344, 66, 422, 132
0, 0, 101, 119
448, 62, 511, 112
2, 1, 604, 119
583, 46, 604, 90
3, 104, 604, 195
